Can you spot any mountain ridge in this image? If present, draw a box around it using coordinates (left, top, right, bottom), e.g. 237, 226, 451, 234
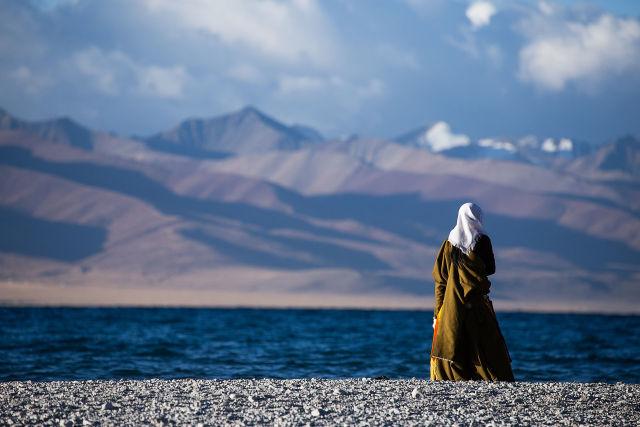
144, 105, 324, 157
0, 106, 639, 310
0, 109, 95, 151
393, 122, 601, 168
2, 106, 638, 174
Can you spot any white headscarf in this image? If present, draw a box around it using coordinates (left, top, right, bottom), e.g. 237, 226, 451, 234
448, 202, 485, 255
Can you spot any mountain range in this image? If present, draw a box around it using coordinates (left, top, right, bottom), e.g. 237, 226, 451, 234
0, 106, 638, 312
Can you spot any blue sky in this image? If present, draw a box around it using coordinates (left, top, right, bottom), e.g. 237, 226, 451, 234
1, 0, 639, 143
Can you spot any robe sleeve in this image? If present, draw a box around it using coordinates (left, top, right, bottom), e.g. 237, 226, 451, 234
432, 240, 448, 318
476, 235, 496, 275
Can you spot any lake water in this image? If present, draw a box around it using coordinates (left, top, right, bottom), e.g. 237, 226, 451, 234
1, 307, 638, 383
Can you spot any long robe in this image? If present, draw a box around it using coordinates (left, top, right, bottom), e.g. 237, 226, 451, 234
430, 235, 514, 381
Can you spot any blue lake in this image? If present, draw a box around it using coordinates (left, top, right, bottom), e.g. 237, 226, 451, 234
1, 307, 638, 383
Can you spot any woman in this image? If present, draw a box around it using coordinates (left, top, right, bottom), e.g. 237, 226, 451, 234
430, 202, 514, 381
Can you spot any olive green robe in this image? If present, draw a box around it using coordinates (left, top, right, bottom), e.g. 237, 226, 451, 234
430, 237, 514, 381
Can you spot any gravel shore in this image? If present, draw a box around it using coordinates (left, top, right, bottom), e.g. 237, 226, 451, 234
1, 378, 638, 426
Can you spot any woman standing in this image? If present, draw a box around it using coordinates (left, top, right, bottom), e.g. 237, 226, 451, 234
430, 202, 514, 381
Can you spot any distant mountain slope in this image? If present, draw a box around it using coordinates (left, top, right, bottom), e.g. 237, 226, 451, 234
0, 108, 95, 150
145, 106, 324, 157
394, 123, 593, 166
0, 106, 638, 311
569, 135, 640, 177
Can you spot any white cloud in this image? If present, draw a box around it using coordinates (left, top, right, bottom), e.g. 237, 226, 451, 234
141, 0, 338, 67
519, 14, 640, 91
466, 1, 496, 29
137, 65, 187, 98
448, 14, 503, 67
538, 1, 555, 16
419, 121, 470, 152
73, 48, 121, 95
10, 66, 52, 94
72, 47, 188, 98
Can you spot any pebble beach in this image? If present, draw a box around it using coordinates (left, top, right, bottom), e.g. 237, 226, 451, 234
1, 378, 638, 426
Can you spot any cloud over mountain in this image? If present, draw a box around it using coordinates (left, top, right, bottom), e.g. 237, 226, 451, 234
141, 0, 338, 67
0, 0, 639, 141
72, 47, 189, 98
422, 122, 471, 152
0, 106, 638, 311
518, 13, 640, 91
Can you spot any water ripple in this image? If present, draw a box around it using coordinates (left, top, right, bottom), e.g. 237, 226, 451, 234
0, 308, 638, 382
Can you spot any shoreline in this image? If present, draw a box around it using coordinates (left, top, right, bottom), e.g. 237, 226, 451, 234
2, 304, 640, 317
1, 281, 639, 315
2, 379, 638, 425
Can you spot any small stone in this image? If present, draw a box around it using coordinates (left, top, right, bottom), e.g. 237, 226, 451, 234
101, 402, 116, 410
411, 387, 423, 399
59, 420, 73, 427
228, 393, 237, 400
154, 415, 169, 426
311, 408, 321, 417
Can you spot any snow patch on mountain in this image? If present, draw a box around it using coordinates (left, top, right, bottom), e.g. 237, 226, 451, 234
478, 138, 517, 152
541, 137, 573, 153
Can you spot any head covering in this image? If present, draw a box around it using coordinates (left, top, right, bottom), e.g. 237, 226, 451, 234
448, 202, 485, 255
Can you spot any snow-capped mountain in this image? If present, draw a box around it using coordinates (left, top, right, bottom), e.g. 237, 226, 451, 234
395, 121, 471, 153
0, 106, 638, 311
393, 121, 593, 165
